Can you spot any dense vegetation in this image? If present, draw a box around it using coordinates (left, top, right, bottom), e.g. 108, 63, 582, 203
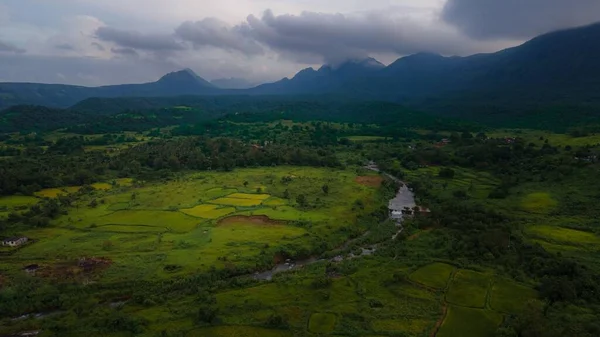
2, 99, 600, 337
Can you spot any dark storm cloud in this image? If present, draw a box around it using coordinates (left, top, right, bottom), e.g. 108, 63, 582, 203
91, 42, 105, 51
0, 40, 25, 54
96, 26, 185, 51
243, 10, 487, 64
55, 43, 75, 50
111, 47, 139, 57
442, 0, 600, 40
175, 18, 263, 55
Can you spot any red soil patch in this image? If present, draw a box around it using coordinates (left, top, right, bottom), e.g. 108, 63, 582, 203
218, 215, 282, 226
355, 176, 383, 187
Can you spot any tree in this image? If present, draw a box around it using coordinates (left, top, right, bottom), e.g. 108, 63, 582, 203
296, 194, 308, 207
322, 184, 329, 195
438, 168, 455, 179
243, 181, 249, 187
283, 189, 290, 199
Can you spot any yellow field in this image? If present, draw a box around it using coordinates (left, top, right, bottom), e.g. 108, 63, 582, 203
92, 183, 112, 190
35, 186, 81, 198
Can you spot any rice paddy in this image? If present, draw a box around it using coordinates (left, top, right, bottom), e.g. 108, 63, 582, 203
521, 192, 558, 213
409, 262, 455, 289
180, 204, 236, 219
446, 270, 491, 308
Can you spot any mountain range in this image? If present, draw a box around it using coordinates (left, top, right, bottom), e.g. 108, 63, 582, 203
1, 22, 600, 110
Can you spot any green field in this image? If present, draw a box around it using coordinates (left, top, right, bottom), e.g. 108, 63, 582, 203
446, 270, 491, 308
3, 167, 378, 283
308, 313, 337, 333
521, 192, 557, 213
409, 262, 455, 289
181, 204, 236, 219
228, 193, 271, 200
526, 225, 600, 246
188, 326, 292, 337
210, 197, 264, 207
490, 278, 538, 313
437, 306, 503, 337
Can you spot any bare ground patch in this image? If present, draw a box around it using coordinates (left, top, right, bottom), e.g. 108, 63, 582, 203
355, 176, 383, 187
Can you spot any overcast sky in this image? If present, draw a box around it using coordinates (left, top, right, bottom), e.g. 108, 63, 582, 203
0, 0, 598, 86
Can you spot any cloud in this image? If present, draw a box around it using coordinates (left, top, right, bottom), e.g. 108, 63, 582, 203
91, 42, 105, 51
95, 26, 185, 51
442, 0, 600, 40
175, 18, 263, 55
111, 47, 139, 57
0, 40, 26, 54
55, 43, 75, 50
242, 9, 506, 64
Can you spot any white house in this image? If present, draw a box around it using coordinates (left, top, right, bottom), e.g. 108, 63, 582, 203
2, 237, 29, 247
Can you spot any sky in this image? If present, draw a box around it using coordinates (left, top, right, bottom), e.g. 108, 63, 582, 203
0, 0, 599, 86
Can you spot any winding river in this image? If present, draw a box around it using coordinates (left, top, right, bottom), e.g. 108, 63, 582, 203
254, 163, 416, 281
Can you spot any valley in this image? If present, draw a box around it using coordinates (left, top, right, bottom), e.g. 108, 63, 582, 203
2, 114, 600, 337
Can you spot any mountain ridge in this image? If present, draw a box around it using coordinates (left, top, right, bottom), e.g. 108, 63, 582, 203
1, 22, 600, 109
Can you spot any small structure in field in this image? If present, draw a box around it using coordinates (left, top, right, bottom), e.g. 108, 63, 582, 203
2, 236, 29, 247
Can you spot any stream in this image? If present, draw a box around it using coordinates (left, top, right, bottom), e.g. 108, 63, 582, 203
253, 163, 416, 281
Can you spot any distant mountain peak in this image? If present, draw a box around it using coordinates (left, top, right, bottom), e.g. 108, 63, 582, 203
158, 68, 214, 88
333, 57, 385, 70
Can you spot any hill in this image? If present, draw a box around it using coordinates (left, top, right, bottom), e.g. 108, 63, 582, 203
0, 69, 218, 109
1, 22, 600, 126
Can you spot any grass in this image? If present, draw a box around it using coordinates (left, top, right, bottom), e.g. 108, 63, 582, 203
227, 193, 271, 200
521, 192, 557, 213
446, 270, 490, 308
490, 278, 538, 313
409, 263, 455, 289
4, 166, 382, 284
180, 204, 236, 219
308, 313, 337, 333
35, 186, 81, 198
188, 326, 292, 337
526, 225, 600, 245
344, 136, 388, 142
437, 306, 503, 337
77, 210, 201, 233
262, 197, 287, 206
371, 318, 431, 334
210, 197, 263, 207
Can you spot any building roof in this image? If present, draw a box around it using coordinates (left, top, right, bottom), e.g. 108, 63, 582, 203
3, 236, 26, 242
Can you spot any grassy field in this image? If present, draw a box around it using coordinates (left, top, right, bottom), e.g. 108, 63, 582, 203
437, 306, 503, 337
180, 204, 236, 219
3, 166, 381, 283
446, 270, 491, 308
490, 278, 538, 313
210, 197, 264, 207
308, 313, 337, 333
188, 326, 292, 337
526, 225, 600, 246
521, 192, 558, 213
409, 263, 455, 289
